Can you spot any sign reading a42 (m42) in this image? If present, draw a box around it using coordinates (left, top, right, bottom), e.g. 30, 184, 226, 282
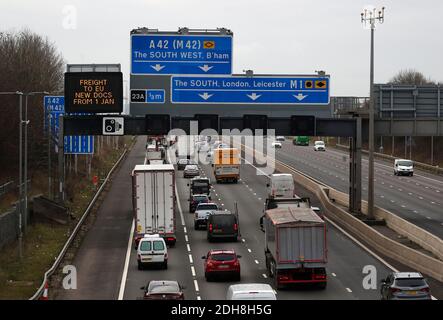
65, 72, 123, 113
131, 33, 233, 75
171, 75, 330, 105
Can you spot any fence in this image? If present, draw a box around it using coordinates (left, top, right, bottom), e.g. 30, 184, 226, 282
0, 205, 31, 250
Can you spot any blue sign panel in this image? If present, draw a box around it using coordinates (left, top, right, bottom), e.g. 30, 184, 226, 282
131, 34, 233, 75
171, 76, 330, 105
64, 136, 94, 154
130, 89, 165, 104
44, 96, 94, 154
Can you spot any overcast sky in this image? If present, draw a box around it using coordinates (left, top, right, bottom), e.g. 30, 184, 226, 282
1, 0, 442, 97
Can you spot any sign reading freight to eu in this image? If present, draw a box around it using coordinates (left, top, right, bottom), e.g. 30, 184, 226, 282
64, 72, 123, 113
131, 34, 233, 75
171, 76, 330, 105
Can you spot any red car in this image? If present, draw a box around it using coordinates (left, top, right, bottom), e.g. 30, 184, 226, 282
202, 249, 241, 281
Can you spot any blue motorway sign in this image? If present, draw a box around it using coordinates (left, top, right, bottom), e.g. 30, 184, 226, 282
171, 76, 330, 105
130, 89, 165, 104
131, 34, 233, 75
43, 96, 94, 154
64, 136, 94, 154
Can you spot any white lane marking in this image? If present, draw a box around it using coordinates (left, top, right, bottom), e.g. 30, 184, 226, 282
419, 197, 424, 200
248, 249, 252, 253
242, 238, 246, 243
346, 288, 353, 293
262, 274, 268, 279
117, 219, 135, 300
197, 296, 201, 300
189, 254, 193, 264
187, 244, 191, 252
401, 205, 406, 208
194, 279, 200, 292
191, 266, 196, 277
221, 203, 225, 206
258, 197, 262, 201
331, 273, 337, 277
185, 235, 189, 242
426, 217, 432, 220
254, 260, 259, 264
183, 227, 187, 233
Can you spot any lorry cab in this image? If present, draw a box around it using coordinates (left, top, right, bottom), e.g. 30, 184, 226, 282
266, 174, 295, 198
188, 177, 211, 199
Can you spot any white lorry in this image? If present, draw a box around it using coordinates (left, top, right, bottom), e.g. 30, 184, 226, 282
132, 164, 176, 248
267, 173, 295, 198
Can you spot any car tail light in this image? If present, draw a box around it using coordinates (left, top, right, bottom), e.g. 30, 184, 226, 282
164, 253, 168, 260
314, 274, 326, 280
234, 223, 238, 231
420, 287, 430, 293
137, 254, 141, 260
207, 261, 214, 269
209, 224, 213, 232
390, 288, 401, 293
278, 275, 289, 281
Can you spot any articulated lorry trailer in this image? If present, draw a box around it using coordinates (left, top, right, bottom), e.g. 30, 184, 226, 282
132, 164, 176, 248
262, 207, 327, 289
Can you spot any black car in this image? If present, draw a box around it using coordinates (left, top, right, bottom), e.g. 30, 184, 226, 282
207, 210, 238, 242
140, 280, 185, 300
189, 194, 209, 213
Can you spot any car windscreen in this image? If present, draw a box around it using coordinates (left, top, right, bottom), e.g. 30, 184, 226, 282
211, 214, 236, 226
193, 196, 208, 201
398, 161, 413, 166
315, 141, 324, 145
192, 181, 209, 187
139, 241, 151, 251
186, 165, 198, 170
210, 253, 235, 261
149, 282, 180, 293
395, 278, 426, 287
197, 204, 218, 211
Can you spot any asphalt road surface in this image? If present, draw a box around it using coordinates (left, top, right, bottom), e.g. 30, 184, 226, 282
120, 146, 394, 300
273, 140, 443, 239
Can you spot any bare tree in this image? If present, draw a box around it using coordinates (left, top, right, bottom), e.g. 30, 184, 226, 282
389, 69, 435, 85
0, 29, 64, 178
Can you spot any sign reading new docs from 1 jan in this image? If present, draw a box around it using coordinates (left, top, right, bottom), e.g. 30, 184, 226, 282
171, 76, 330, 105
131, 34, 233, 75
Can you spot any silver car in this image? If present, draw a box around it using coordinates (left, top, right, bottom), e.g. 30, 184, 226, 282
380, 272, 431, 300
183, 164, 199, 178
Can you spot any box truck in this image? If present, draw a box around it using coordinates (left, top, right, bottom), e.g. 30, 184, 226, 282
213, 148, 240, 183
261, 207, 327, 289
132, 164, 176, 248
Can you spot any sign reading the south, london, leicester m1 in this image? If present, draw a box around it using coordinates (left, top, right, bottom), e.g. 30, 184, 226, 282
170, 76, 330, 105
64, 72, 123, 113
131, 34, 233, 75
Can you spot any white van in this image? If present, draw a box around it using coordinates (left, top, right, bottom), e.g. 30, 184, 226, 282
394, 159, 414, 176
267, 174, 295, 198
226, 283, 277, 300
137, 234, 168, 270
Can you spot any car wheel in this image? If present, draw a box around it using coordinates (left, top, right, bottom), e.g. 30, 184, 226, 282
410, 173, 413, 177
194, 222, 199, 230
205, 273, 211, 282
137, 261, 143, 270
207, 235, 212, 242
317, 282, 327, 290
235, 273, 241, 282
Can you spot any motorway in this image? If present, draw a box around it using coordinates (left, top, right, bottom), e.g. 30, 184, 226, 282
273, 140, 443, 239
119, 141, 395, 300
54, 137, 440, 300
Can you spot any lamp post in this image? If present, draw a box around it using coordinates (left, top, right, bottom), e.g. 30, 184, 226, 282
23, 92, 50, 229
0, 91, 24, 258
361, 6, 385, 220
